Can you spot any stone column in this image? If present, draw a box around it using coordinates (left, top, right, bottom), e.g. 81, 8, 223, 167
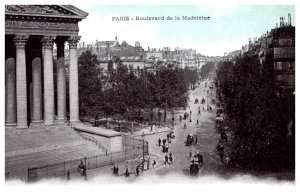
31, 53, 43, 124
56, 39, 66, 123
68, 36, 81, 123
14, 35, 28, 129
42, 36, 55, 126
5, 57, 17, 127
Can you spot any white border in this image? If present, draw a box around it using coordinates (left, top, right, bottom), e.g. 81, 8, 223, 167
1, 1, 298, 192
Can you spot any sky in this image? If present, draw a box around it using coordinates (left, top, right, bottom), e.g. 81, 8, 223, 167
76, 5, 295, 56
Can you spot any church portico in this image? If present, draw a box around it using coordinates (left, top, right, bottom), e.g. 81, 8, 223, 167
5, 5, 88, 128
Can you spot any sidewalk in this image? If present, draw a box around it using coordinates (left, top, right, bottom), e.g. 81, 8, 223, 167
133, 126, 172, 137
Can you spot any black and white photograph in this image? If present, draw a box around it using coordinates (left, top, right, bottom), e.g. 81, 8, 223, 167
2, 0, 297, 191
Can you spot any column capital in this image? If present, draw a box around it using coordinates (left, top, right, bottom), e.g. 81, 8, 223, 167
42, 36, 55, 49
68, 36, 81, 49
14, 35, 28, 48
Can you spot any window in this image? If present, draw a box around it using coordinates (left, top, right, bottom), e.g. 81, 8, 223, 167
287, 74, 295, 86
277, 62, 283, 70
288, 61, 295, 71
274, 62, 282, 70
277, 75, 282, 81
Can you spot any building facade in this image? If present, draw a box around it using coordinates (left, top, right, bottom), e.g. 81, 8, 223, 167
5, 5, 88, 128
231, 14, 295, 91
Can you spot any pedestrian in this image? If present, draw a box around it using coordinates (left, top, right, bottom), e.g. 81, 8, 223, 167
180, 115, 182, 122
164, 155, 169, 165
168, 138, 172, 145
67, 115, 70, 126
152, 159, 156, 168
136, 166, 139, 176
166, 145, 169, 153
189, 149, 193, 159
158, 138, 161, 147
125, 167, 130, 177
113, 165, 117, 175
147, 159, 150, 170
67, 170, 70, 181
116, 166, 119, 175
198, 154, 203, 167
189, 118, 192, 122
196, 119, 199, 125
167, 133, 170, 140
195, 136, 198, 144
82, 167, 87, 180
184, 122, 187, 129
169, 152, 173, 164
190, 110, 192, 116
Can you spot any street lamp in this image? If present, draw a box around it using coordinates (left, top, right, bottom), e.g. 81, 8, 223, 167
142, 131, 145, 162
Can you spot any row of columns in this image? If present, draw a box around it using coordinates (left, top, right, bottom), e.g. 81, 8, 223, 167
5, 35, 80, 128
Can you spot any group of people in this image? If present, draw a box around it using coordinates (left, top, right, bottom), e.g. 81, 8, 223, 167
158, 132, 174, 153
185, 134, 199, 146
158, 132, 175, 166
164, 152, 173, 165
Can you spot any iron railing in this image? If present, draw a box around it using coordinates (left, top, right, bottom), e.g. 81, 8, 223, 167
74, 129, 108, 154
27, 135, 148, 182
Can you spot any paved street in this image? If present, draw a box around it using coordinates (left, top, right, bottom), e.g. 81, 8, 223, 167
57, 77, 226, 182
142, 76, 227, 177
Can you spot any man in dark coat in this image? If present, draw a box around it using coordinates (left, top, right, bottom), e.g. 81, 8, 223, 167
164, 155, 169, 165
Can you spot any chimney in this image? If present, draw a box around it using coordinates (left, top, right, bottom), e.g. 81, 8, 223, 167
288, 13, 291, 26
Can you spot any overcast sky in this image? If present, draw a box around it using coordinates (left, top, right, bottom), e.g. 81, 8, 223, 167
75, 5, 294, 56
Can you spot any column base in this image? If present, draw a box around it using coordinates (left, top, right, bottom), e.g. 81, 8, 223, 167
5, 122, 17, 127
16, 125, 28, 129
44, 121, 54, 126
30, 120, 43, 127
69, 120, 80, 125
56, 118, 66, 124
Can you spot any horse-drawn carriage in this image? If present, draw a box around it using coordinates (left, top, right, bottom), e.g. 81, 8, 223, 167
185, 134, 194, 146
190, 162, 199, 175
168, 131, 175, 139
189, 153, 203, 175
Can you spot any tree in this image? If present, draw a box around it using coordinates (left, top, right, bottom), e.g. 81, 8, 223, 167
78, 51, 102, 117
200, 61, 214, 80
217, 54, 295, 171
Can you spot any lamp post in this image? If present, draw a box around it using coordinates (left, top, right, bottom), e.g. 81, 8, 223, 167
142, 131, 145, 162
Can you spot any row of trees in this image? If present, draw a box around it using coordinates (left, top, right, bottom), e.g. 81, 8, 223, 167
199, 61, 215, 80
78, 51, 198, 127
216, 53, 295, 171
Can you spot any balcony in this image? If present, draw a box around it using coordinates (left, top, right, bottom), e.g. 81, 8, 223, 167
273, 39, 295, 47
274, 47, 295, 60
